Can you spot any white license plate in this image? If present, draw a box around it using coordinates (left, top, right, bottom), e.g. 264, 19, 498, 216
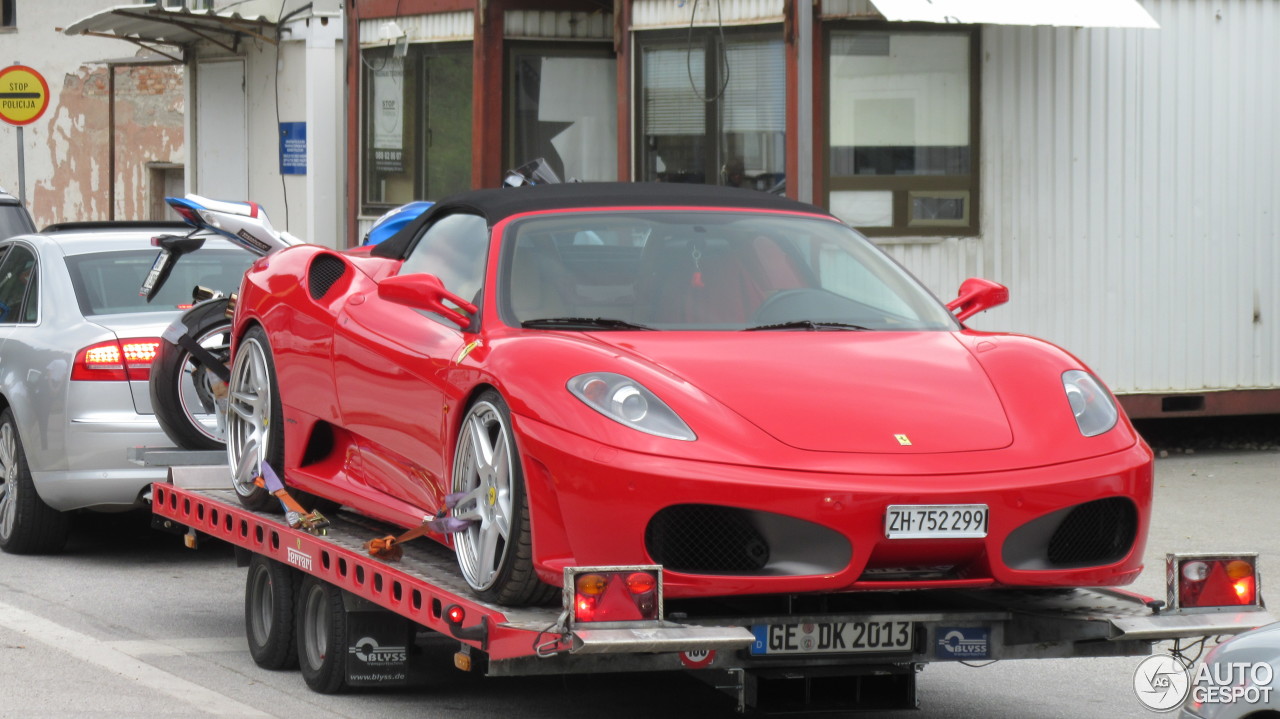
750, 618, 914, 655
885, 504, 988, 539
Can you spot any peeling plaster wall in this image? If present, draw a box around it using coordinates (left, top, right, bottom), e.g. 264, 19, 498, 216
31, 64, 184, 225
0, 1, 186, 228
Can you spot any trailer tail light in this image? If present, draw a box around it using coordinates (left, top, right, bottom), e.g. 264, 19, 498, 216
565, 566, 662, 625
442, 604, 488, 647
71, 339, 161, 381
1168, 553, 1262, 610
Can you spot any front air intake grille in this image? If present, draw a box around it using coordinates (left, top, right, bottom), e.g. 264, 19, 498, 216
308, 254, 347, 300
1046, 497, 1137, 566
646, 504, 770, 573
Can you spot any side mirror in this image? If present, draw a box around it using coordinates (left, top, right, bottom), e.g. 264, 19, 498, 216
379, 273, 478, 328
946, 278, 1009, 323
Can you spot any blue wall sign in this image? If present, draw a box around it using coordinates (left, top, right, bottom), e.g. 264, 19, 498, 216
280, 122, 306, 175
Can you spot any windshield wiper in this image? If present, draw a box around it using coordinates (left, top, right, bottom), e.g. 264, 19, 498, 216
521, 317, 655, 331
745, 320, 870, 331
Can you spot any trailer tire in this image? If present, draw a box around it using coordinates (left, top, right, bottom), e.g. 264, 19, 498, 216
226, 325, 282, 512
0, 408, 70, 555
245, 556, 299, 670
296, 576, 348, 694
150, 299, 232, 451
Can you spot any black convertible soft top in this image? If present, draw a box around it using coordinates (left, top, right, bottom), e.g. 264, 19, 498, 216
370, 182, 828, 260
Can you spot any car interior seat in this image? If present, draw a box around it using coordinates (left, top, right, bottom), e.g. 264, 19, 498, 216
636, 234, 774, 325
509, 242, 571, 323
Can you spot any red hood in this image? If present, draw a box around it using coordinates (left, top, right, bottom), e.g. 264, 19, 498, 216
591, 332, 1013, 454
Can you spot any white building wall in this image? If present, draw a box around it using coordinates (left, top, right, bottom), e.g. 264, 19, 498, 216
877, 0, 1280, 397
192, 13, 344, 247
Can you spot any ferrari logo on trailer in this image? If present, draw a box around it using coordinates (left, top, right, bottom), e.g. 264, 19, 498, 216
895, 434, 912, 446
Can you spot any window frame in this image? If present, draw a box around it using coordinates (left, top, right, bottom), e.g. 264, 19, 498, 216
359, 41, 474, 216
822, 22, 981, 238
504, 40, 619, 183
632, 25, 787, 188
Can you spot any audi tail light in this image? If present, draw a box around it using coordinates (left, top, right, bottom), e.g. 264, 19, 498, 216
566, 566, 662, 625
1168, 553, 1262, 610
71, 338, 161, 381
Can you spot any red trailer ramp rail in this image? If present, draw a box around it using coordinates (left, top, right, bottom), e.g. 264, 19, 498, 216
152, 481, 753, 665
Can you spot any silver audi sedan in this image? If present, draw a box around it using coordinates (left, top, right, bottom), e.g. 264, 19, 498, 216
0, 223, 252, 553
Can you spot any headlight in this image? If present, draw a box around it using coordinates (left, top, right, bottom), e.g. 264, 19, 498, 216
568, 372, 696, 441
1062, 370, 1118, 437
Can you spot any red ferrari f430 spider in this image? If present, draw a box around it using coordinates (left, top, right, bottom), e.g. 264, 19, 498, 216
225, 183, 1152, 606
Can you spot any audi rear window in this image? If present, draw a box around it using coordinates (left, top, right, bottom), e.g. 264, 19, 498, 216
65, 248, 254, 316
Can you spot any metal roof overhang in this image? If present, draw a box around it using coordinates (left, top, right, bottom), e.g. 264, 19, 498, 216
60, 4, 279, 62
867, 0, 1160, 29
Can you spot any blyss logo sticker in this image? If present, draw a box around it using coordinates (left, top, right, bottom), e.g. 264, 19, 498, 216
935, 627, 989, 660
349, 637, 408, 666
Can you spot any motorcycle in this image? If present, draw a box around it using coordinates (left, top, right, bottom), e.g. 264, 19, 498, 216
142, 195, 303, 450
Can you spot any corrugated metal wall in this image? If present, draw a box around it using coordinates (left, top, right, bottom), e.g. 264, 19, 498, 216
358, 12, 473, 46
877, 0, 1279, 395
632, 0, 784, 29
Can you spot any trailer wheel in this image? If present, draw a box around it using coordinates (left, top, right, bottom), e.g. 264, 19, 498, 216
451, 391, 555, 606
0, 408, 70, 555
296, 575, 348, 694
226, 326, 282, 512
245, 556, 299, 670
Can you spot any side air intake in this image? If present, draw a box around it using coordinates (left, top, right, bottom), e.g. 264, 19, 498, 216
308, 254, 347, 300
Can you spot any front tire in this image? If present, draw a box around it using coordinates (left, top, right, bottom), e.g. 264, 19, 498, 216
150, 299, 232, 450
225, 326, 280, 512
0, 408, 70, 554
450, 391, 554, 606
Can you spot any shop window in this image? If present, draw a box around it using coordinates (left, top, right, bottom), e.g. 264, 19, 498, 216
636, 29, 785, 191
508, 44, 617, 182
362, 43, 472, 214
826, 26, 979, 237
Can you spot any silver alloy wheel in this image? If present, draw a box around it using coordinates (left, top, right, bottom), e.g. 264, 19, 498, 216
0, 421, 16, 541
300, 584, 328, 670
451, 400, 515, 592
226, 335, 271, 496
176, 323, 232, 443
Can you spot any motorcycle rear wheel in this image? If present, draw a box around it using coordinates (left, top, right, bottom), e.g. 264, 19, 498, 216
150, 299, 232, 450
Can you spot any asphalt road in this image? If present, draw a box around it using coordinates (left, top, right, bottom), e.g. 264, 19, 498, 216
0, 446, 1276, 718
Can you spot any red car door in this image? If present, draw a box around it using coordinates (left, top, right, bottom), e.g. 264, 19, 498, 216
331, 213, 489, 518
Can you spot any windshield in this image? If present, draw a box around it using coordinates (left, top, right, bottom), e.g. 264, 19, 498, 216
500, 210, 957, 331
66, 248, 255, 316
